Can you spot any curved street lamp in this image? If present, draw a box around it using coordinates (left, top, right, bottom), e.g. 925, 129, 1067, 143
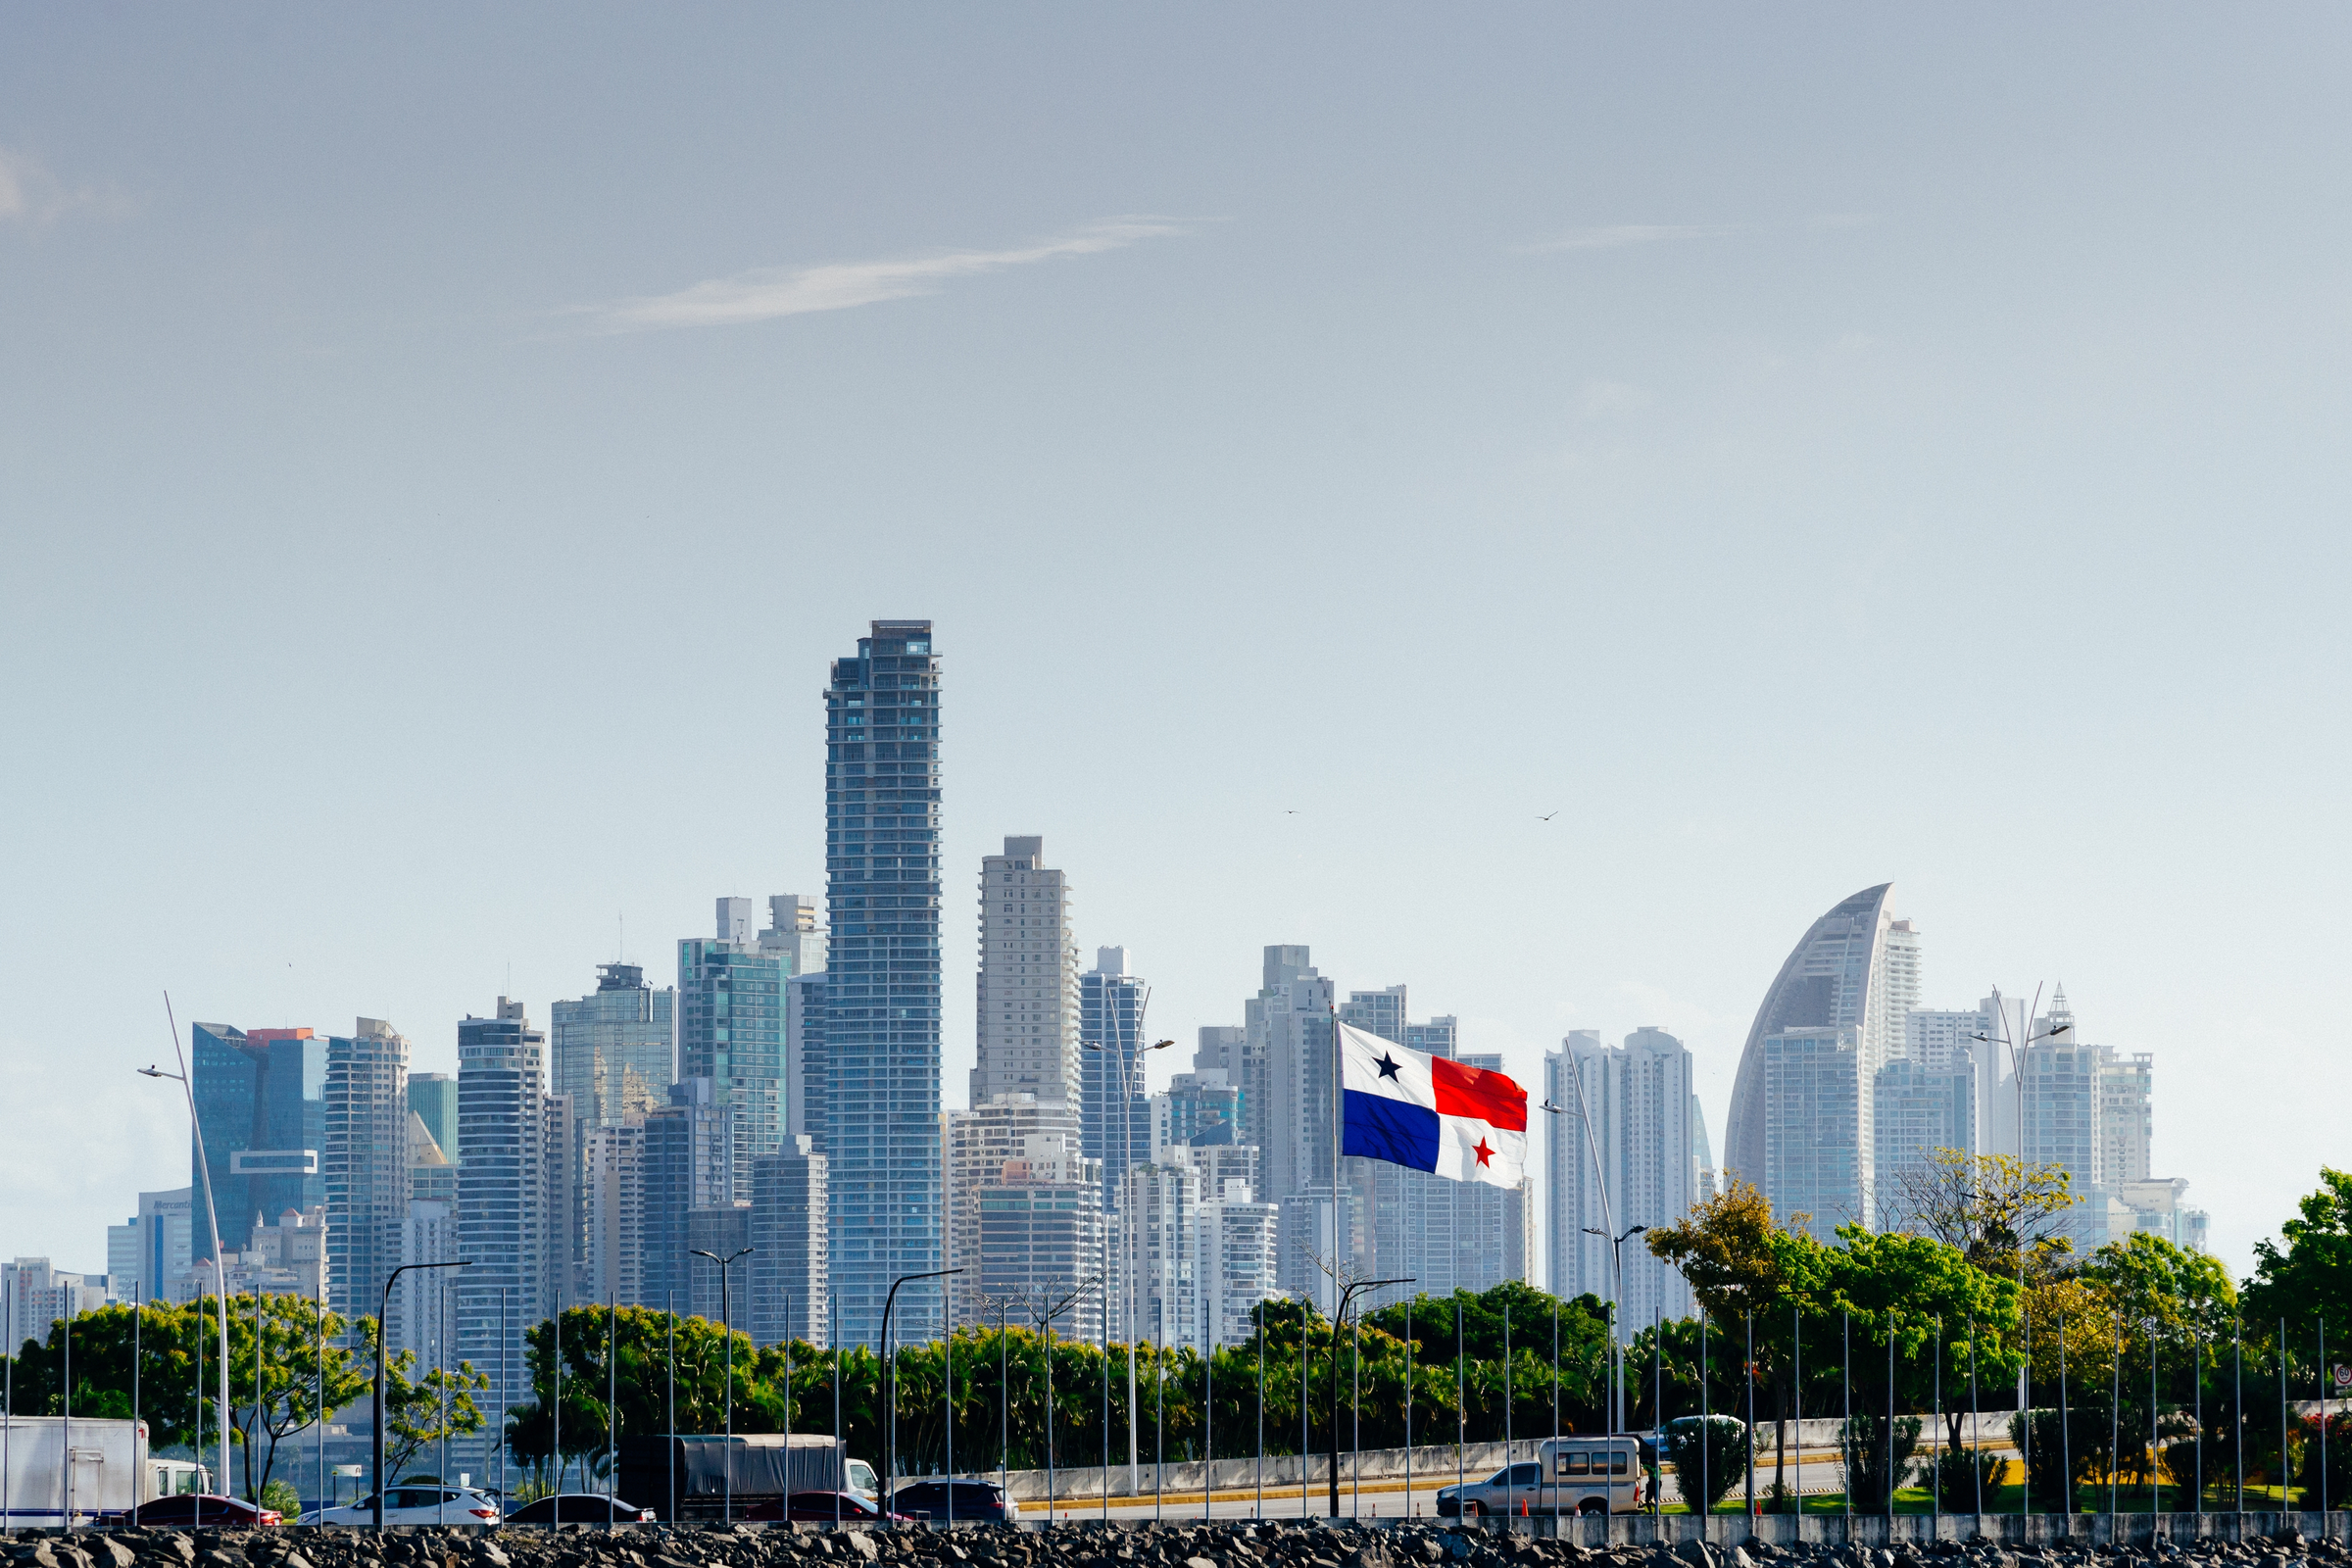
688, 1247, 754, 1523
372, 1260, 471, 1529
138, 997, 234, 1508
879, 1266, 961, 1526
1085, 1032, 1173, 1491
1327, 1276, 1411, 1517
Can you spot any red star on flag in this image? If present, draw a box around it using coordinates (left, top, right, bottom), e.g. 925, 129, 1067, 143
1473, 1137, 1495, 1167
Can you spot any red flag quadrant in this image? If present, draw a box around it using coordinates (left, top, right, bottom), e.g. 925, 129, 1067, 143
1335, 1021, 1527, 1188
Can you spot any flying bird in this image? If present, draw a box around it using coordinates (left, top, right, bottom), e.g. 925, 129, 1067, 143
1538, 809, 1560, 821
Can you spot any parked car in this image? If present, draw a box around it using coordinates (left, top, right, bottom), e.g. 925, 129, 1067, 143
782, 1490, 908, 1525
126, 1494, 281, 1528
301, 1485, 503, 1526
887, 1479, 1019, 1523
1435, 1435, 1648, 1517
505, 1493, 659, 1525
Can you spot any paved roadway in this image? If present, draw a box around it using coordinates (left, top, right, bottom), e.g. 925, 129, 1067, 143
1006, 1440, 2027, 1525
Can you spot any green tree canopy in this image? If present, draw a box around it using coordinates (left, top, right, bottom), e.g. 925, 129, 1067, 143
2243, 1168, 2352, 1333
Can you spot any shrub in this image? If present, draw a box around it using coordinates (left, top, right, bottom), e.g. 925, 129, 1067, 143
1664, 1415, 1753, 1513
1839, 1414, 1922, 1514
1928, 1446, 2005, 1513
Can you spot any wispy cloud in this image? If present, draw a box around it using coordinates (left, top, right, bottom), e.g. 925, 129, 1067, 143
1518, 222, 1743, 255
582, 216, 1195, 333
0, 148, 123, 226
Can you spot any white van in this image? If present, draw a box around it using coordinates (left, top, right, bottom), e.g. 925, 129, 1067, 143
1437, 1435, 1648, 1518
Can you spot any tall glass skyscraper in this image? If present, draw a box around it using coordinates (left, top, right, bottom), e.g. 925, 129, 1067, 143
553, 962, 675, 1129
1080, 947, 1151, 1213
191, 1023, 326, 1251
825, 619, 943, 1347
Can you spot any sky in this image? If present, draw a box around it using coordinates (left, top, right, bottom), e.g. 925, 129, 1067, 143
4, 5, 2347, 1287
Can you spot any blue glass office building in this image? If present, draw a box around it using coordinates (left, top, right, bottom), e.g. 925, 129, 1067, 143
825, 619, 943, 1347
190, 1023, 326, 1251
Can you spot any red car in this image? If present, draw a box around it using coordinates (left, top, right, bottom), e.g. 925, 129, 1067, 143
127, 1495, 282, 1528
783, 1490, 907, 1525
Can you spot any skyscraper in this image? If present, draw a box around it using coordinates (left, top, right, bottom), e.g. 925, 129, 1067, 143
1872, 1054, 1977, 1228
1544, 1029, 1692, 1317
455, 997, 547, 1470
972, 838, 1078, 1105
323, 1018, 409, 1326
750, 1138, 828, 1348
639, 1077, 736, 1315
193, 1023, 326, 1252
679, 900, 789, 1186
1248, 945, 1336, 1264
1761, 1025, 1868, 1241
1726, 883, 1900, 1192
408, 1072, 460, 1165
1080, 947, 1152, 1213
552, 962, 675, 1130
824, 619, 944, 1347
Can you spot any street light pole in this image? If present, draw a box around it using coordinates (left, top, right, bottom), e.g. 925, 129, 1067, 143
1973, 987, 2072, 1410
878, 1266, 961, 1526
688, 1248, 754, 1524
1087, 1030, 1170, 1494
1582, 1224, 1649, 1435
1328, 1277, 1410, 1518
373, 1260, 470, 1529
140, 999, 233, 1500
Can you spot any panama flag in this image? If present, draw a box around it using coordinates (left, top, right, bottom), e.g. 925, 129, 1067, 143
1338, 1021, 1528, 1187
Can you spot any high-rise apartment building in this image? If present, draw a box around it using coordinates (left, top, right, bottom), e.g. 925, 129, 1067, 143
750, 1138, 828, 1348
579, 1120, 645, 1306
323, 1017, 410, 1325
5, 1261, 110, 1349
679, 901, 788, 1187
945, 1096, 1102, 1331
1192, 1181, 1277, 1350
1761, 1026, 1869, 1241
1871, 1055, 1977, 1228
760, 894, 829, 978
639, 1076, 736, 1313
1249, 946, 1336, 1274
1907, 999, 2009, 1155
1543, 1029, 1692, 1320
553, 963, 675, 1131
193, 1023, 326, 1252
1080, 948, 1152, 1213
1726, 884, 1900, 1189
408, 1073, 460, 1165
974, 838, 1079, 1104
455, 997, 546, 1470
107, 1188, 193, 1302
824, 619, 944, 1348
1152, 1072, 1242, 1152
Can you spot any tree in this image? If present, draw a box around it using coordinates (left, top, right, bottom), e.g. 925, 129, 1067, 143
1881, 1149, 2082, 1277
213, 1296, 372, 1501
2242, 1168, 2352, 1334
9, 1300, 205, 1448
355, 1316, 490, 1485
1647, 1181, 1838, 1507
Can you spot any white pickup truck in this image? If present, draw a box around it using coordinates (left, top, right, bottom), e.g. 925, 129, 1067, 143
1435, 1435, 1650, 1518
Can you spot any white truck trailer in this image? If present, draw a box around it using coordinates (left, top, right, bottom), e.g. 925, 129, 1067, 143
0, 1417, 202, 1528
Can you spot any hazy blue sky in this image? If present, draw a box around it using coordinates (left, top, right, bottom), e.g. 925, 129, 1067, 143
5, 6, 2346, 1284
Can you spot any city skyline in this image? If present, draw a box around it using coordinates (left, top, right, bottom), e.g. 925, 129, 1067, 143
10, 7, 2346, 1287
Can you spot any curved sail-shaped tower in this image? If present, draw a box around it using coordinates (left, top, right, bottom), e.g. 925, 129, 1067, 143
1723, 883, 1899, 1192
